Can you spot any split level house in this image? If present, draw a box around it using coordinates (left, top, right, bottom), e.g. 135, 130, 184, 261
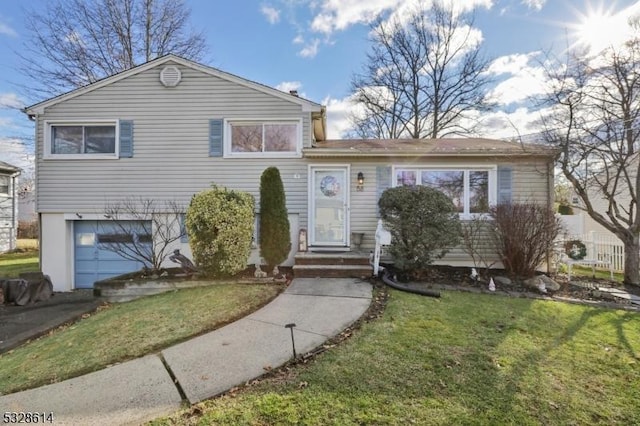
24, 55, 556, 292
0, 160, 21, 253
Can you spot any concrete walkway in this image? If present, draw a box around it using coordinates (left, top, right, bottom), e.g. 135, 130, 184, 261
0, 278, 372, 425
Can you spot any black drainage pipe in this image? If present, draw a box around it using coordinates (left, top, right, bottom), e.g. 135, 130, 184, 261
380, 268, 441, 298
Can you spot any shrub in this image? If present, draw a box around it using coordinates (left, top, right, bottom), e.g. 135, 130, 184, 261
18, 220, 39, 239
490, 202, 562, 278
379, 185, 461, 276
259, 167, 291, 268
460, 215, 497, 278
186, 185, 255, 277
557, 204, 574, 215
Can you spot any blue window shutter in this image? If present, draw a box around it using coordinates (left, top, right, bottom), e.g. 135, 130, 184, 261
180, 214, 188, 243
376, 166, 392, 217
497, 166, 512, 205
119, 120, 134, 158
209, 119, 223, 157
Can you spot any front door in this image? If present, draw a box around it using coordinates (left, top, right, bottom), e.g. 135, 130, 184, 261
310, 166, 349, 247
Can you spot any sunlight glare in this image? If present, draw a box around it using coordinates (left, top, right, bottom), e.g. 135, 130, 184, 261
573, 6, 634, 54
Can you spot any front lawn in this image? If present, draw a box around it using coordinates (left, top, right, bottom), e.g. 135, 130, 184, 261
0, 249, 39, 278
155, 289, 640, 425
0, 283, 282, 395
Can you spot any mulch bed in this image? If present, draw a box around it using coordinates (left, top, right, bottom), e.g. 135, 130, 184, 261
383, 264, 640, 309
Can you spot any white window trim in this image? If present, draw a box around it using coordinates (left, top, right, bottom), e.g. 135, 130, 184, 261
223, 118, 302, 158
0, 175, 9, 197
44, 120, 120, 160
391, 165, 497, 219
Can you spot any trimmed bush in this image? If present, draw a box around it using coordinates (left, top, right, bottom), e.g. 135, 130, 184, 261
490, 202, 562, 278
379, 185, 461, 276
259, 167, 291, 268
186, 185, 255, 277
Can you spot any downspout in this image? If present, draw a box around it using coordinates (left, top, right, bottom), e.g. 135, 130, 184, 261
546, 158, 554, 274
10, 170, 21, 251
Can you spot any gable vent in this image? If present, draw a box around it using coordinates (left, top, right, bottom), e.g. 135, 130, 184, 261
160, 65, 181, 87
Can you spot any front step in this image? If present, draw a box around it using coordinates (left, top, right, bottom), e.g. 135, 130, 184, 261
293, 252, 372, 278
293, 264, 372, 278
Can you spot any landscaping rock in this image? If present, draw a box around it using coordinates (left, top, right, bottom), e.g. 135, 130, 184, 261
538, 275, 561, 292
523, 275, 560, 293
494, 276, 512, 286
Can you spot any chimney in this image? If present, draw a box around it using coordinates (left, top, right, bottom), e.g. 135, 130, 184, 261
289, 90, 298, 97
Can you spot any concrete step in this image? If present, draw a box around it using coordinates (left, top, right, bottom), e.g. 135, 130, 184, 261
294, 253, 371, 266
293, 264, 372, 279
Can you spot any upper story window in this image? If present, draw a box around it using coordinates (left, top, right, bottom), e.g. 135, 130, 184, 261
45, 121, 119, 159
394, 167, 495, 217
225, 120, 301, 158
0, 175, 9, 196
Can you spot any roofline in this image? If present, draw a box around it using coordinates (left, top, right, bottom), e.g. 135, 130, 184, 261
302, 147, 559, 158
24, 54, 323, 116
302, 150, 556, 158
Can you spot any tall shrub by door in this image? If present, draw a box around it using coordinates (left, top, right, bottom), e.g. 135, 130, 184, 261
259, 167, 291, 270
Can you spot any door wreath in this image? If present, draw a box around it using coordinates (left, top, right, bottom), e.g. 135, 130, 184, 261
565, 239, 587, 260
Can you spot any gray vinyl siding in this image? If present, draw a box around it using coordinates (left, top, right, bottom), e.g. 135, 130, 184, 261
344, 157, 553, 260
35, 62, 313, 221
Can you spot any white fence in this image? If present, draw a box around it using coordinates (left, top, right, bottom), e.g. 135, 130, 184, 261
562, 231, 625, 272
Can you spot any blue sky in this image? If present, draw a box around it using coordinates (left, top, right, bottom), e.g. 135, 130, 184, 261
2, 0, 640, 173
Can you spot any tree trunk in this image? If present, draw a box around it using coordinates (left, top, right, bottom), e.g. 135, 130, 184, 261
623, 235, 640, 285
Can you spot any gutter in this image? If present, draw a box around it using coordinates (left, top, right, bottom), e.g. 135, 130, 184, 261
302, 150, 557, 158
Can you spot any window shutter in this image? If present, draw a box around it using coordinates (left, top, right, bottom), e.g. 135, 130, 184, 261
209, 119, 223, 157
119, 120, 134, 158
376, 166, 392, 217
180, 214, 188, 243
497, 166, 512, 205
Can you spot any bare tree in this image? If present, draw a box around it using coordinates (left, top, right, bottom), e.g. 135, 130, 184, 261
100, 198, 186, 273
350, 1, 492, 139
19, 0, 207, 98
539, 34, 640, 285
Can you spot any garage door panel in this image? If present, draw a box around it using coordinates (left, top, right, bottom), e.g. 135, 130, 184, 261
74, 220, 151, 289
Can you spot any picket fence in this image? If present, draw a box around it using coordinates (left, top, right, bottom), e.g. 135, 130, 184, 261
562, 231, 625, 272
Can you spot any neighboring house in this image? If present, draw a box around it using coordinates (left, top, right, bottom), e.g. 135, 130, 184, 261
24, 55, 556, 292
0, 161, 21, 253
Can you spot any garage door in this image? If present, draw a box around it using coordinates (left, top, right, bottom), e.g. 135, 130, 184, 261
74, 220, 151, 288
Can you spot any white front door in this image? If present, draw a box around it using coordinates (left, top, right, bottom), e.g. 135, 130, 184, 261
310, 166, 350, 247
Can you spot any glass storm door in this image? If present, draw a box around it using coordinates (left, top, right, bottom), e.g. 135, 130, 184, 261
311, 167, 349, 246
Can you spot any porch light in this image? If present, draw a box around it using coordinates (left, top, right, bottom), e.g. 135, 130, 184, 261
357, 172, 365, 192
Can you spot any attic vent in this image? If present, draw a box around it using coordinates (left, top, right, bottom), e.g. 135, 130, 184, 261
160, 66, 181, 87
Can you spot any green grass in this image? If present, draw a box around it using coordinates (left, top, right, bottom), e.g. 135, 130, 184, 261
0, 247, 39, 278
154, 290, 640, 425
0, 283, 282, 395
569, 264, 624, 282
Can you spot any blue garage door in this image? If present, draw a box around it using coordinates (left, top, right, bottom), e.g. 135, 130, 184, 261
74, 220, 151, 288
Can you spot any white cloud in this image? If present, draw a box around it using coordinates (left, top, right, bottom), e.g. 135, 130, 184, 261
0, 137, 34, 174
311, 0, 493, 35
275, 81, 308, 98
261, 5, 281, 24
474, 106, 549, 140
485, 53, 549, 106
0, 93, 25, 110
521, 0, 546, 11
322, 95, 360, 139
0, 20, 17, 37
487, 52, 538, 76
299, 39, 320, 58
292, 34, 304, 44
